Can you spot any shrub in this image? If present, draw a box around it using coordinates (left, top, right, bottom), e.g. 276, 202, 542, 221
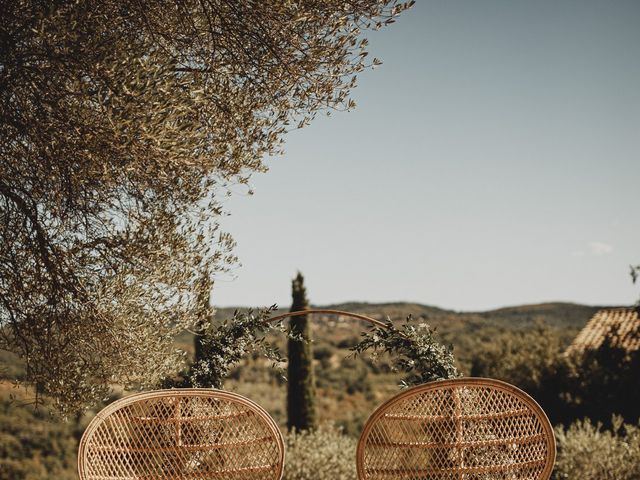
283, 425, 356, 480
554, 417, 640, 480
0, 390, 78, 480
469, 323, 564, 393
468, 325, 578, 425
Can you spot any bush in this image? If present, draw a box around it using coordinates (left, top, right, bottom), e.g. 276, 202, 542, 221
0, 389, 78, 480
554, 417, 640, 480
468, 324, 576, 424
283, 425, 356, 480
469, 323, 564, 394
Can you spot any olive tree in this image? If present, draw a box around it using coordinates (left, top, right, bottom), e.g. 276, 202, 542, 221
0, 0, 413, 414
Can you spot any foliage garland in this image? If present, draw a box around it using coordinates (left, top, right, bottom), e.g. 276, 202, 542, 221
351, 315, 459, 386
189, 306, 287, 389
190, 309, 458, 389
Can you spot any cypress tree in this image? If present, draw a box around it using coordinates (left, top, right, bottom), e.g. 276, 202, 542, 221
287, 272, 317, 431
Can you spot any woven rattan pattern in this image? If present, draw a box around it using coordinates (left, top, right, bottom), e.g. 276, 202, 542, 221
357, 378, 555, 480
78, 389, 285, 480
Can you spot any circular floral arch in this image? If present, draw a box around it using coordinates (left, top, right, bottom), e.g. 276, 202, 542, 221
189, 307, 458, 389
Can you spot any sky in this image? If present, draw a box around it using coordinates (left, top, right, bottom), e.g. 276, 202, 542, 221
214, 0, 640, 311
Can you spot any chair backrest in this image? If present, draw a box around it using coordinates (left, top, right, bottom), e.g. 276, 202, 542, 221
78, 389, 285, 480
357, 378, 555, 480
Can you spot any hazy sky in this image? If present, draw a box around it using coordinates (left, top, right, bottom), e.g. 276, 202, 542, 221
214, 0, 640, 311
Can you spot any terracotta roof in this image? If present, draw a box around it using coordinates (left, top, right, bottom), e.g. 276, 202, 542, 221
566, 308, 640, 355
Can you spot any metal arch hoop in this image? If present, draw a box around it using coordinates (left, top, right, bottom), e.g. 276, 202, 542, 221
264, 309, 393, 330
78, 388, 286, 480
356, 377, 557, 480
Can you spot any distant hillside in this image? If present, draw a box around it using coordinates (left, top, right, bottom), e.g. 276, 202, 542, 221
471, 302, 609, 329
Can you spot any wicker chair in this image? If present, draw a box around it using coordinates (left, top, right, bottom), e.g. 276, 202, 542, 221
357, 378, 556, 480
78, 389, 285, 480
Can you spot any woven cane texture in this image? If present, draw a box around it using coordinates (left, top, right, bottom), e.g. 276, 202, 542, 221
357, 378, 555, 480
78, 389, 285, 480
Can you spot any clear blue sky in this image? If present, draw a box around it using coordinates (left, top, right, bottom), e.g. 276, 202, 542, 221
214, 0, 640, 311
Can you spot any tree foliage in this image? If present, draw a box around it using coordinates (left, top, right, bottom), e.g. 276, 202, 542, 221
0, 0, 413, 413
468, 325, 574, 424
470, 323, 640, 427
287, 272, 317, 432
562, 335, 640, 426
470, 323, 564, 394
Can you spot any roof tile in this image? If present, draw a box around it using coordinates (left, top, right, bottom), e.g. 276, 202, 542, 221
565, 308, 640, 355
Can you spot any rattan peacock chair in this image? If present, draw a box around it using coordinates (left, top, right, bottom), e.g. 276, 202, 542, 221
357, 378, 556, 480
78, 389, 285, 480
